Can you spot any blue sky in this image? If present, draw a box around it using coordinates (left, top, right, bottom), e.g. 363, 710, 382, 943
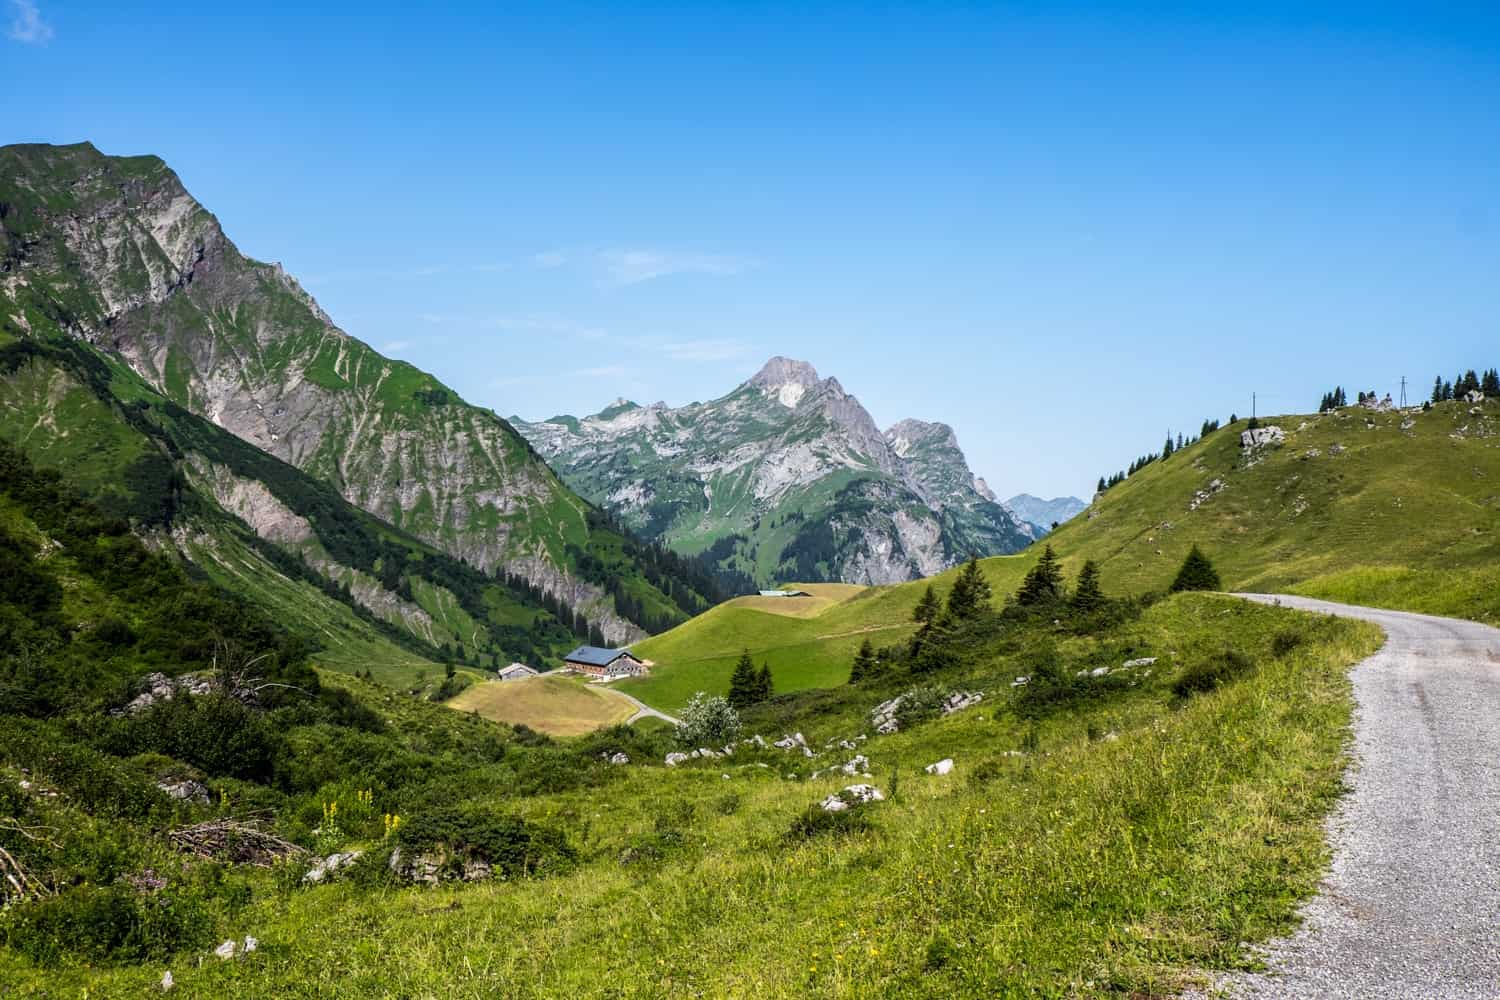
6, 2, 1498, 499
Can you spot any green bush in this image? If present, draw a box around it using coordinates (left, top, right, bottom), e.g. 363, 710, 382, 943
785, 803, 874, 842
1172, 648, 1255, 698
0, 884, 212, 967
396, 806, 576, 878
1271, 629, 1306, 658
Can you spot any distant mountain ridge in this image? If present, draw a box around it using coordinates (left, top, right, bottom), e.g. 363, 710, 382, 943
514, 357, 1033, 586
1005, 494, 1088, 535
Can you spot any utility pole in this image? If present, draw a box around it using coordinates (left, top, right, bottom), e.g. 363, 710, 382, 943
1400, 376, 1408, 409
1252, 392, 1257, 421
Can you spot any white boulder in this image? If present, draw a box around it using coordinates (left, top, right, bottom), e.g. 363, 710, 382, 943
925, 758, 954, 776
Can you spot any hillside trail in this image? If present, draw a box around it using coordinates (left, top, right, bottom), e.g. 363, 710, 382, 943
607, 689, 681, 727
1206, 594, 1500, 999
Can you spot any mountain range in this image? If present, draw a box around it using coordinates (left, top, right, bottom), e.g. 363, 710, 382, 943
1003, 493, 1088, 535
0, 142, 718, 665
513, 357, 1033, 586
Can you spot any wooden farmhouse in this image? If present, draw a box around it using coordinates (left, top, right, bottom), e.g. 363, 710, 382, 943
562, 645, 648, 679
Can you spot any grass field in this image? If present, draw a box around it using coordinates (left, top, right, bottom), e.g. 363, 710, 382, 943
5, 595, 1382, 997
447, 673, 639, 736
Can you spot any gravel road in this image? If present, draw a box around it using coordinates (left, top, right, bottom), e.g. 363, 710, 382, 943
1213, 594, 1500, 998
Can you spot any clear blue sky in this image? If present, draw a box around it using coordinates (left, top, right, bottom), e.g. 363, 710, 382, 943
6, 2, 1498, 499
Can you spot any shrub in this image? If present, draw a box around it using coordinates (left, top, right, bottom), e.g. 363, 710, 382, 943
1271, 629, 1306, 658
0, 884, 212, 967
674, 692, 741, 748
395, 806, 576, 878
784, 803, 873, 842
1172, 648, 1255, 698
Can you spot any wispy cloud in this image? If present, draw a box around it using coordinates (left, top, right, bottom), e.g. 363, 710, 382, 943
655, 338, 749, 363
7, 0, 52, 43
600, 249, 750, 286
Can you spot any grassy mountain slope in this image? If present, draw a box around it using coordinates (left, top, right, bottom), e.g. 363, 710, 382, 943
0, 140, 714, 642
3, 592, 1382, 996
623, 397, 1500, 713
0, 333, 604, 678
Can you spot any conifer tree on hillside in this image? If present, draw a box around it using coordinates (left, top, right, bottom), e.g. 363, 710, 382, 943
947, 557, 992, 620
755, 662, 774, 702
727, 650, 759, 709
850, 639, 876, 683
1163, 433, 1175, 458
1170, 546, 1222, 593
1097, 476, 1107, 495
913, 584, 940, 625
1071, 559, 1104, 611
1485, 369, 1500, 396
1433, 376, 1446, 404
1015, 545, 1066, 606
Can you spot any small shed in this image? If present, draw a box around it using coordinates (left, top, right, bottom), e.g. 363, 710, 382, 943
562, 645, 647, 679
758, 589, 812, 598
498, 663, 538, 682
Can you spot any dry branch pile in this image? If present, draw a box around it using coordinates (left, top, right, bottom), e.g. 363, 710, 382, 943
167, 820, 307, 867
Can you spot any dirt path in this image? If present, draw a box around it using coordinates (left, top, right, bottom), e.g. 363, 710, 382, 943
610, 689, 681, 727
1215, 594, 1500, 998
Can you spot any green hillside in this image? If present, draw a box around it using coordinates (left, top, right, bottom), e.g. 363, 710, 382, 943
623, 397, 1500, 714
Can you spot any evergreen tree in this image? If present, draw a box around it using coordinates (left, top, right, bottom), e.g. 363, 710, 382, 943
1015, 546, 1066, 606
1162, 433, 1175, 458
850, 639, 876, 683
1433, 376, 1445, 404
588, 623, 605, 647
1484, 369, 1500, 396
1465, 370, 1481, 395
1071, 559, 1104, 611
727, 650, 758, 709
912, 585, 940, 625
1169, 546, 1222, 593
1097, 475, 1107, 495
445, 659, 456, 681
756, 662, 774, 701
947, 557, 992, 619
1444, 380, 1455, 401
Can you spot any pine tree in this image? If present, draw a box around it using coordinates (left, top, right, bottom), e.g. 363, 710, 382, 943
1169, 546, 1222, 593
727, 650, 758, 709
756, 663, 774, 701
1015, 545, 1066, 606
1444, 380, 1455, 401
850, 639, 876, 683
1163, 433, 1175, 458
913, 585, 940, 625
1433, 376, 1445, 404
1071, 559, 1104, 611
1097, 476, 1107, 495
947, 557, 992, 619
588, 623, 605, 647
1485, 369, 1500, 396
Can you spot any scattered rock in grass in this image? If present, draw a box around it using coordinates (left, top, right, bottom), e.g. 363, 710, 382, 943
664, 752, 689, 767
1010, 676, 1030, 687
942, 691, 983, 715
1090, 667, 1110, 678
1241, 426, 1285, 449
462, 859, 492, 882
925, 759, 954, 776
303, 851, 364, 884
821, 784, 885, 812
215, 940, 237, 961
243, 936, 258, 954
1122, 657, 1157, 669
161, 970, 174, 991
157, 779, 210, 804
838, 755, 870, 776
607, 752, 629, 766
1330, 443, 1345, 455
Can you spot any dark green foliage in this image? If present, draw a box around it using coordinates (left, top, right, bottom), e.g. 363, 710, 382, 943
1270, 629, 1306, 658
912, 585, 940, 625
1319, 387, 1348, 412
1170, 546, 1222, 593
395, 806, 576, 878
93, 695, 285, 783
784, 802, 874, 842
1172, 648, 1255, 698
1015, 546, 1066, 607
0, 884, 213, 967
946, 557, 992, 620
727, 650, 759, 709
1071, 560, 1104, 612
849, 638, 877, 683
755, 662, 774, 702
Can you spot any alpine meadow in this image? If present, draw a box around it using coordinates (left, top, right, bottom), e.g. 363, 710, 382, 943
3, 4, 1499, 999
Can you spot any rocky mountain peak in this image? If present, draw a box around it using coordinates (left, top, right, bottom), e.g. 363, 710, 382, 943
885, 419, 959, 458
747, 356, 822, 408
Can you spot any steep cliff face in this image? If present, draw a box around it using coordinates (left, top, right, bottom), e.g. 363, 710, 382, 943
514, 357, 1032, 586
0, 141, 706, 642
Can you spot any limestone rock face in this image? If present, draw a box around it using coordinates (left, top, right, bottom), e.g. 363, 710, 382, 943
515, 357, 1032, 586
1241, 426, 1286, 449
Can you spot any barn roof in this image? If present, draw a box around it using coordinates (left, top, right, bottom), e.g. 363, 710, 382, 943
563, 645, 636, 667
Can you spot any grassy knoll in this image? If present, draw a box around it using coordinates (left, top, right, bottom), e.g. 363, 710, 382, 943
621, 559, 1031, 712
447, 673, 638, 736
4, 595, 1381, 997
